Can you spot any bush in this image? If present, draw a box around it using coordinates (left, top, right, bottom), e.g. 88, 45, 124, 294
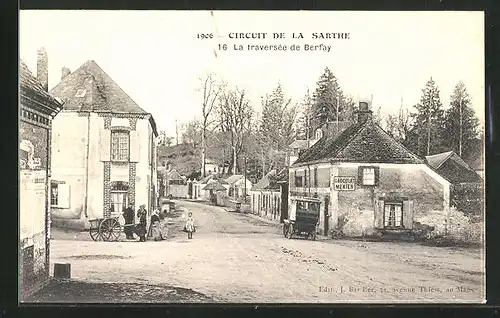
421, 207, 483, 245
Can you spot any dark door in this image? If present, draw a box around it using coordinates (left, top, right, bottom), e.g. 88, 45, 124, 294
324, 196, 329, 236
188, 182, 193, 198
280, 183, 289, 222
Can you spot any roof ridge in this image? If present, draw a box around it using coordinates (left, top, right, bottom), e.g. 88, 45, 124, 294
373, 122, 423, 163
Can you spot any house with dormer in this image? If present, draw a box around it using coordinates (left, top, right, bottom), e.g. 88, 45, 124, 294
49, 60, 158, 228
289, 101, 454, 238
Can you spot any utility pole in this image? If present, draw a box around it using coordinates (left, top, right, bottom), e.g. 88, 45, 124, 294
459, 95, 463, 157
244, 156, 247, 203
175, 119, 179, 145
336, 92, 339, 135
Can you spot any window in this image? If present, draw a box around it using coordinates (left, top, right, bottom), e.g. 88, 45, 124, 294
358, 166, 379, 186
50, 183, 58, 206
111, 131, 130, 161
294, 174, 303, 187
50, 182, 71, 208
110, 191, 128, 214
304, 169, 308, 187
384, 202, 403, 228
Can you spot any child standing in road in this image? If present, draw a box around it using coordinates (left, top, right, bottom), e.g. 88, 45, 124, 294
185, 212, 195, 239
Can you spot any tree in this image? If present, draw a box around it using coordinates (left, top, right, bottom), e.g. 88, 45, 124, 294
310, 67, 353, 132
409, 77, 446, 156
258, 83, 298, 175
157, 130, 173, 147
198, 74, 224, 177
444, 81, 480, 157
217, 86, 253, 175
180, 119, 202, 147
295, 88, 314, 140
384, 99, 413, 145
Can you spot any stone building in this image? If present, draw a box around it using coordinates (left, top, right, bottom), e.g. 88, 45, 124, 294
289, 101, 454, 237
19, 49, 63, 299
49, 60, 158, 228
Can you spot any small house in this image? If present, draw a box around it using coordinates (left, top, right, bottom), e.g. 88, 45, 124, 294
249, 169, 288, 222
224, 174, 253, 199
289, 101, 455, 238
426, 151, 483, 215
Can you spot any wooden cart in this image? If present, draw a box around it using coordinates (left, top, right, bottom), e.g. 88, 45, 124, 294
89, 217, 124, 242
283, 198, 321, 240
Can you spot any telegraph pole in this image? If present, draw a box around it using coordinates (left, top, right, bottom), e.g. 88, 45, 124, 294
244, 156, 247, 203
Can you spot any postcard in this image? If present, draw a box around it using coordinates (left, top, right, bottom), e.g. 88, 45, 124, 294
19, 10, 485, 303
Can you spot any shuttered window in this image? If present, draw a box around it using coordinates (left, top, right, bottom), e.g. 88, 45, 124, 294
50, 182, 71, 208
358, 166, 380, 187
111, 131, 129, 161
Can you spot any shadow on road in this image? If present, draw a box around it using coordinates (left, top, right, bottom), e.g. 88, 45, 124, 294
25, 278, 215, 303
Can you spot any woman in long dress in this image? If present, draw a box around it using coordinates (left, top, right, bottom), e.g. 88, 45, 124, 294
149, 209, 164, 241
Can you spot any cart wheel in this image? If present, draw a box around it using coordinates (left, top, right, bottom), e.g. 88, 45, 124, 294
99, 218, 122, 242
89, 228, 101, 241
283, 224, 288, 237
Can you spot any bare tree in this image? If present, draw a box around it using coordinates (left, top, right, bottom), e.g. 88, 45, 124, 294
198, 74, 224, 177
217, 87, 253, 175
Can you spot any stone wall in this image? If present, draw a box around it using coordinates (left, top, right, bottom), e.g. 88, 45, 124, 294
20, 231, 49, 300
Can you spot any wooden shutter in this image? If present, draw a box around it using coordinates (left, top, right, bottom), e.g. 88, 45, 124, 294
99, 129, 111, 161
58, 184, 71, 208
358, 166, 364, 185
129, 130, 139, 162
403, 200, 414, 229
374, 166, 380, 186
374, 199, 384, 229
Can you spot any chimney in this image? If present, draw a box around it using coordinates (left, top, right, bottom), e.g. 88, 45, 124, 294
356, 101, 372, 123
37, 47, 49, 91
61, 67, 71, 80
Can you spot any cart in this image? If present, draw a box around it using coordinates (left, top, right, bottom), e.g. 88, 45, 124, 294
89, 216, 125, 242
283, 198, 321, 240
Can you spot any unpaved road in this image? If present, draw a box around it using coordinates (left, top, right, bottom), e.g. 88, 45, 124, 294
46, 201, 484, 303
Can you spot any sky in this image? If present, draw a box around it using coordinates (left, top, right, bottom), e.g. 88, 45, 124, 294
20, 11, 484, 138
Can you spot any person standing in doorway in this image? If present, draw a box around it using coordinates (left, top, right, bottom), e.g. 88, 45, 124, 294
136, 204, 148, 242
185, 212, 195, 239
123, 203, 135, 240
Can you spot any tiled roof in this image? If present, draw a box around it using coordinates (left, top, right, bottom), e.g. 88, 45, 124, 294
293, 120, 423, 166
425, 151, 454, 170
50, 60, 148, 114
225, 175, 244, 184
426, 151, 482, 183
251, 170, 276, 191
20, 59, 63, 111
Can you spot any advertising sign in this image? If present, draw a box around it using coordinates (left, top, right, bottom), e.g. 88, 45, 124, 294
333, 176, 356, 191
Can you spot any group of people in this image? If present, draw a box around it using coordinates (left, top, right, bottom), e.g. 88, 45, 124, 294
122, 203, 196, 242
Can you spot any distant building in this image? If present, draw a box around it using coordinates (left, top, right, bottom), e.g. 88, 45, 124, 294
249, 169, 288, 222
426, 151, 483, 214
50, 60, 158, 228
19, 50, 63, 299
224, 174, 253, 199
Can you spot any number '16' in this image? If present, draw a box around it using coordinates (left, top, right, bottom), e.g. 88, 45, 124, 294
219, 44, 227, 51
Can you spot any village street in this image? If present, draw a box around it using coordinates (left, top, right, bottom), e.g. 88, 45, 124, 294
43, 201, 484, 303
